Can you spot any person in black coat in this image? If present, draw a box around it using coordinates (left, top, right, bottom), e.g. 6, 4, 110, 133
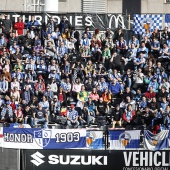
58, 15, 72, 33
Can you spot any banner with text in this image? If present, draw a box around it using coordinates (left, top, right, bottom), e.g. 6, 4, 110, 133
1, 12, 128, 30
0, 128, 86, 149
22, 149, 170, 170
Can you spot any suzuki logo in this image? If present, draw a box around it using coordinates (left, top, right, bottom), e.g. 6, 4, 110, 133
31, 152, 45, 166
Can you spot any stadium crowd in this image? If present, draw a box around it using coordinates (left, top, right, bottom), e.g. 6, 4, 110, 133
0, 14, 170, 132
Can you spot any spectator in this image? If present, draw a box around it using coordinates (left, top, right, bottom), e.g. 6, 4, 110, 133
110, 51, 126, 74
102, 89, 112, 105
33, 103, 48, 128
128, 35, 140, 49
26, 15, 41, 36
35, 75, 46, 98
40, 95, 50, 115
24, 105, 33, 126
49, 77, 58, 94
109, 78, 122, 97
0, 101, 13, 123
144, 86, 156, 101
96, 97, 108, 116
85, 77, 95, 92
47, 17, 58, 33
80, 33, 90, 48
133, 51, 146, 70
10, 86, 20, 103
77, 85, 89, 109
51, 95, 60, 121
111, 104, 122, 129
116, 36, 128, 56
58, 15, 71, 33
89, 88, 100, 102
82, 26, 92, 39
122, 104, 136, 128
0, 74, 9, 96
22, 85, 33, 104
91, 42, 102, 62
67, 104, 79, 128
14, 17, 24, 36
2, 14, 12, 35
14, 104, 23, 123
57, 87, 66, 106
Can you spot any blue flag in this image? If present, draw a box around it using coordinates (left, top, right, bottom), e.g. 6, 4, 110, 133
165, 14, 170, 23
109, 130, 140, 149
144, 130, 169, 150
133, 14, 163, 34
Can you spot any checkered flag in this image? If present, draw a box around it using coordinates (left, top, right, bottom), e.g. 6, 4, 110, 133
133, 14, 163, 34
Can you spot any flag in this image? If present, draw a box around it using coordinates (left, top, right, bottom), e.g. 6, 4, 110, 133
86, 130, 103, 149
109, 130, 140, 149
165, 14, 170, 28
144, 130, 169, 150
1, 128, 86, 149
165, 14, 170, 23
133, 14, 163, 34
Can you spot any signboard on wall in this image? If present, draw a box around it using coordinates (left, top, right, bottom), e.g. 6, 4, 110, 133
22, 149, 170, 170
1, 12, 128, 30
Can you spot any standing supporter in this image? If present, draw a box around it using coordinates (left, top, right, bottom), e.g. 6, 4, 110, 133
116, 36, 128, 56
22, 85, 33, 104
91, 42, 102, 62
14, 104, 24, 123
80, 33, 91, 48
84, 97, 96, 125
24, 105, 33, 126
26, 16, 41, 36
72, 59, 85, 82
0, 101, 13, 123
14, 17, 25, 36
102, 45, 111, 67
51, 95, 60, 116
0, 74, 9, 96
47, 17, 58, 33
82, 26, 92, 39
109, 51, 126, 74
0, 33, 7, 47
58, 15, 72, 33
122, 104, 136, 129
57, 87, 66, 107
40, 96, 50, 116
35, 75, 46, 99
49, 77, 58, 94
2, 14, 12, 36
77, 85, 89, 109
10, 86, 20, 103
150, 37, 160, 58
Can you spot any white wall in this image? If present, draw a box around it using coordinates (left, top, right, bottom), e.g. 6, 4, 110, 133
0, 0, 170, 14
